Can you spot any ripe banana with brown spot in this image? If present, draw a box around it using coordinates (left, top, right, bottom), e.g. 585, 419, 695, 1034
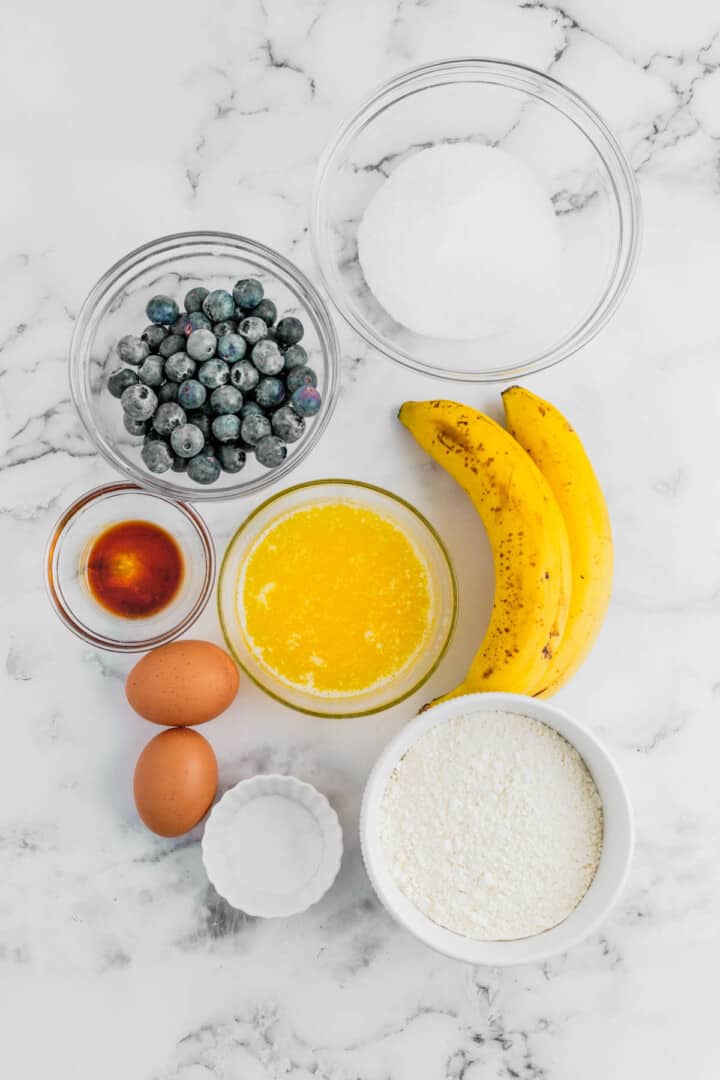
399, 400, 572, 700
502, 386, 613, 698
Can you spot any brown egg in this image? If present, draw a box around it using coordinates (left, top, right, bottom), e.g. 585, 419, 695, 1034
133, 728, 218, 837
126, 639, 240, 727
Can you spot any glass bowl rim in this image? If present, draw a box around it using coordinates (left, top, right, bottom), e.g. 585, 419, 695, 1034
310, 56, 642, 382
69, 230, 340, 502
216, 477, 459, 717
45, 481, 216, 652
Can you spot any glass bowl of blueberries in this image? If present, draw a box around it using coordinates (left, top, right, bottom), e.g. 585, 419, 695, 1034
70, 232, 340, 500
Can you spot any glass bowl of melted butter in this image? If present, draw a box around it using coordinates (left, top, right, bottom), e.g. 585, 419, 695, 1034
217, 479, 457, 717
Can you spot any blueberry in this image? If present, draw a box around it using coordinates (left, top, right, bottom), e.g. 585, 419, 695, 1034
212, 413, 242, 443
238, 316, 267, 346
108, 368, 139, 398
241, 401, 264, 419
156, 381, 179, 404
146, 294, 179, 326
187, 446, 221, 484
198, 358, 229, 389
251, 298, 277, 326
283, 344, 308, 370
240, 412, 271, 445
255, 377, 285, 409
213, 319, 237, 338
164, 352, 196, 382
291, 386, 322, 416
141, 438, 173, 474
255, 435, 287, 468
233, 278, 264, 312
252, 339, 284, 375
137, 355, 165, 387
271, 404, 305, 443
217, 333, 247, 363
187, 328, 217, 362
177, 311, 212, 337
275, 316, 304, 347
123, 413, 149, 436
117, 335, 149, 366
171, 423, 205, 459
286, 365, 318, 393
202, 289, 235, 322
177, 379, 207, 410
121, 383, 158, 420
171, 454, 189, 473
159, 334, 186, 359
186, 411, 211, 440
210, 385, 243, 414
153, 402, 186, 436
184, 286, 209, 313
141, 324, 168, 350
230, 359, 259, 393
217, 443, 247, 473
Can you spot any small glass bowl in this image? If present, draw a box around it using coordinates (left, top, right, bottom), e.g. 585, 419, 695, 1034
311, 58, 641, 381
70, 232, 340, 502
45, 483, 215, 652
217, 479, 458, 718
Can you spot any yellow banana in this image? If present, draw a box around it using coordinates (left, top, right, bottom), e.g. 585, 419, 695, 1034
399, 400, 572, 700
502, 386, 613, 698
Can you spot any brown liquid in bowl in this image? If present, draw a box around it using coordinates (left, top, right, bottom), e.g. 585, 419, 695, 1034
85, 520, 183, 618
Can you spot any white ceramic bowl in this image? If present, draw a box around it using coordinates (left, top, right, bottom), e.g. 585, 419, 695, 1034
202, 774, 343, 917
360, 692, 633, 965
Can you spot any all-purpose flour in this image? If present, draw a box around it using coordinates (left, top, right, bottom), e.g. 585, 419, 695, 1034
380, 711, 603, 941
357, 143, 562, 342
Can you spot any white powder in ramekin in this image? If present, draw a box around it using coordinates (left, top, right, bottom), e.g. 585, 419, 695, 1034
380, 711, 603, 941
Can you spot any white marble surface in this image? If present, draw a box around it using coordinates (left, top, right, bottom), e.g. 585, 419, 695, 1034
2, 1, 720, 1077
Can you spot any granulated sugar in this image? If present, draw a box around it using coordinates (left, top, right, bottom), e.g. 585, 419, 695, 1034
380, 710, 603, 941
357, 143, 561, 341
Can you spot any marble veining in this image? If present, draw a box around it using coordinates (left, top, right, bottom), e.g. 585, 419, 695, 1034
1, 0, 719, 1077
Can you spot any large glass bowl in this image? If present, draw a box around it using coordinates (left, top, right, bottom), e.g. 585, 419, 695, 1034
217, 480, 458, 718
311, 58, 641, 381
70, 232, 340, 501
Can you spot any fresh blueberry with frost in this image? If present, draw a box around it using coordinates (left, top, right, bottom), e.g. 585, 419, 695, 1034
187, 446, 221, 484
164, 352, 195, 383
184, 286, 209, 313
240, 412, 271, 445
217, 333, 246, 363
275, 316, 304, 348
187, 329, 217, 362
123, 413, 149, 436
198, 358, 229, 388
212, 413, 242, 443
186, 411, 211, 440
255, 377, 285, 409
156, 381, 179, 404
252, 339, 284, 375
241, 400, 264, 419
255, 434, 287, 468
202, 289, 235, 322
137, 355, 165, 387
146, 294, 179, 326
291, 385, 322, 416
117, 335, 149, 366
177, 311, 212, 337
171, 422, 205, 458
210, 385, 243, 414
217, 443, 246, 474
271, 404, 305, 443
230, 359, 259, 393
177, 379, 207, 410
108, 368, 139, 398
213, 319, 237, 338
283, 344, 308, 370
238, 316, 267, 346
251, 298, 277, 326
286, 365, 317, 393
121, 383, 158, 421
159, 333, 186, 359
141, 324, 168, 350
152, 402, 186, 437
233, 278, 264, 312
141, 438, 173, 474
